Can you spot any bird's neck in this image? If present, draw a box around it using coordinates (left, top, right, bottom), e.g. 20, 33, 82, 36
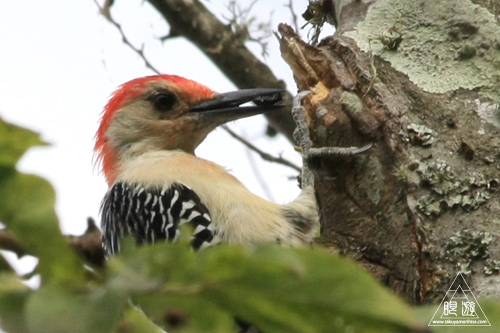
115, 149, 241, 190
105, 142, 197, 187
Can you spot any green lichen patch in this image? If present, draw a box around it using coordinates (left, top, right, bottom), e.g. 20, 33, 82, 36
484, 259, 500, 275
340, 91, 364, 114
410, 160, 496, 216
445, 229, 494, 274
346, 0, 500, 101
393, 163, 420, 186
400, 123, 436, 147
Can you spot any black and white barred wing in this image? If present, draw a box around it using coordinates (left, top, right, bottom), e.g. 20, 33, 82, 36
100, 182, 217, 255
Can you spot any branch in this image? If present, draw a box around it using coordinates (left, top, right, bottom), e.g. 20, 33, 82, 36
285, 0, 301, 33
144, 0, 296, 142
93, 0, 161, 75
66, 218, 105, 267
222, 125, 301, 172
245, 146, 276, 201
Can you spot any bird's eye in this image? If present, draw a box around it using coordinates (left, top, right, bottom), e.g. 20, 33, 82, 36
152, 92, 177, 111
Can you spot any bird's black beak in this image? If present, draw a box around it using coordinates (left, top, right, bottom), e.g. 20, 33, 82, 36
189, 88, 285, 123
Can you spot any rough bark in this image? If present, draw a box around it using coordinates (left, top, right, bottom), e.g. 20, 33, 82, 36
278, 0, 500, 303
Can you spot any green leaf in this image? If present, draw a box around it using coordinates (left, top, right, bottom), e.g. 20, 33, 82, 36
106, 240, 235, 332
0, 254, 13, 272
25, 284, 128, 333
107, 237, 199, 292
0, 172, 85, 285
0, 117, 85, 286
117, 305, 165, 333
201, 245, 422, 333
110, 242, 423, 332
0, 273, 30, 333
134, 294, 235, 333
0, 117, 45, 168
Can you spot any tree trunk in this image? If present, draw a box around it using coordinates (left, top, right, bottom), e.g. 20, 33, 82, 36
278, 0, 500, 303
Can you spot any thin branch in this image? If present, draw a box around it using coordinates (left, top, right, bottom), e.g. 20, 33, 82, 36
223, 0, 273, 59
93, 0, 161, 75
222, 125, 301, 172
285, 0, 300, 33
100, 0, 114, 19
242, 130, 276, 201
66, 218, 106, 267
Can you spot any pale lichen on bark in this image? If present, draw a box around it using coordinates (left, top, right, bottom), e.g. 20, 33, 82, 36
345, 0, 500, 101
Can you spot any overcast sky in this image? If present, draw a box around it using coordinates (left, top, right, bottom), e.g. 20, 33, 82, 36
1, 0, 333, 244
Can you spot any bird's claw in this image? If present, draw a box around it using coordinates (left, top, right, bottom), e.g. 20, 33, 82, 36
292, 90, 312, 110
291, 90, 372, 187
305, 143, 373, 160
292, 91, 313, 153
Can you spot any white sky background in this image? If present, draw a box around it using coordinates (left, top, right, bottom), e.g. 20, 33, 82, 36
0, 1, 333, 248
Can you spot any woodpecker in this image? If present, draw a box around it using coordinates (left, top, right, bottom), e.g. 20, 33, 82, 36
95, 75, 319, 255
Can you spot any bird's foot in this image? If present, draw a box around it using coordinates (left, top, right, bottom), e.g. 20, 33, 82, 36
292, 91, 372, 187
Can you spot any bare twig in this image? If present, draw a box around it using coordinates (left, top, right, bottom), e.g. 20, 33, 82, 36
244, 143, 276, 201
67, 218, 105, 267
93, 0, 161, 75
100, 0, 114, 18
285, 0, 300, 33
223, 0, 273, 58
222, 125, 301, 172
